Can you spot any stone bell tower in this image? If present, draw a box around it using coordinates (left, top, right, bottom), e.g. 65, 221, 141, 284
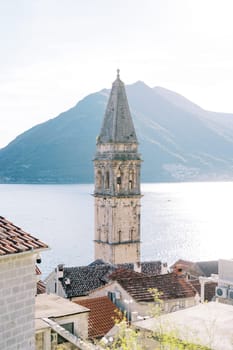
93, 70, 142, 265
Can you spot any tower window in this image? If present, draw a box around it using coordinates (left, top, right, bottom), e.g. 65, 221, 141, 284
130, 229, 135, 241
129, 170, 134, 190
116, 172, 122, 192
117, 176, 121, 185
96, 170, 102, 190
118, 230, 122, 242
116, 167, 123, 192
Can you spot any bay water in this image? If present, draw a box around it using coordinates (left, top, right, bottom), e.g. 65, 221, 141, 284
0, 182, 232, 277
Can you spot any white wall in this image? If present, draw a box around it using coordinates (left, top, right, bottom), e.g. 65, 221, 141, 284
219, 259, 233, 284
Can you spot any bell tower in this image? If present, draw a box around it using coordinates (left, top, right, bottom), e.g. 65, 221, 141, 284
93, 70, 142, 264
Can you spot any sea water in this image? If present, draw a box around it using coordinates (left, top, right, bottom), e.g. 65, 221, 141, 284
0, 182, 232, 277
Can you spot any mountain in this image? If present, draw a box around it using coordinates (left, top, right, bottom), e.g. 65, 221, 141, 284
0, 81, 233, 183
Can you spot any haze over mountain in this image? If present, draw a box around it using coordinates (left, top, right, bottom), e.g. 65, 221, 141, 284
0, 81, 233, 183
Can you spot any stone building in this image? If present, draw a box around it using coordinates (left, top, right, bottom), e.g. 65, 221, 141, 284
0, 215, 48, 350
89, 270, 198, 319
93, 70, 142, 264
45, 259, 165, 300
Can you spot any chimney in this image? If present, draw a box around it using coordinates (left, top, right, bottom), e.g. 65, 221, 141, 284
134, 262, 141, 273
173, 264, 184, 276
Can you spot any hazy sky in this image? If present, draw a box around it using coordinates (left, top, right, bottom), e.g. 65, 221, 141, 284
1, 0, 233, 147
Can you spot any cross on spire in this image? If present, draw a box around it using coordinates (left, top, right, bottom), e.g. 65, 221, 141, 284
117, 68, 120, 79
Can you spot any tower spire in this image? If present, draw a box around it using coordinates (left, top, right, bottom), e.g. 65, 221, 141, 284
97, 70, 137, 144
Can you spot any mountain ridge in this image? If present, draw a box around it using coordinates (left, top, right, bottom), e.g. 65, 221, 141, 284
0, 81, 232, 183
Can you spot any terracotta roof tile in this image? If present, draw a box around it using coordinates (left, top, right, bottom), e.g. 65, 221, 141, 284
36, 265, 42, 275
0, 216, 48, 257
37, 280, 46, 294
114, 273, 197, 302
75, 296, 122, 338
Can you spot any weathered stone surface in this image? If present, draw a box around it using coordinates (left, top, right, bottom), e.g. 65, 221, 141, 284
0, 254, 36, 350
97, 70, 138, 144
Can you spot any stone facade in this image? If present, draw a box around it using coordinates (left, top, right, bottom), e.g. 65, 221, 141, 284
0, 253, 36, 350
94, 71, 142, 265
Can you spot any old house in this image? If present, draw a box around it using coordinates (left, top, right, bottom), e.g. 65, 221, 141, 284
0, 215, 48, 350
45, 260, 165, 300
89, 270, 198, 319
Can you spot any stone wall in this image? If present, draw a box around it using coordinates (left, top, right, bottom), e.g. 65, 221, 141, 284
0, 253, 36, 350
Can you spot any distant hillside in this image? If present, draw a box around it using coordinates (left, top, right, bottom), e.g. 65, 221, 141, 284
0, 81, 233, 183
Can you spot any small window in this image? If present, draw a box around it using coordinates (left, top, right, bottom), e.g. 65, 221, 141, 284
108, 291, 116, 303
57, 323, 74, 344
117, 176, 121, 185
96, 170, 102, 190
130, 229, 134, 241
117, 169, 123, 191
129, 170, 134, 190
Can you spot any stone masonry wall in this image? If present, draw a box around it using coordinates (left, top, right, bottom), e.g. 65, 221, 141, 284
0, 253, 36, 350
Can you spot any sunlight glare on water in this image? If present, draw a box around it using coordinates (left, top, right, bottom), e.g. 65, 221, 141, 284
141, 182, 233, 264
0, 182, 233, 276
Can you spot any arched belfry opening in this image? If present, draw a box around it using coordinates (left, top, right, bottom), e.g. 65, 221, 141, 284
96, 169, 102, 191
93, 70, 142, 264
116, 168, 123, 192
129, 169, 135, 190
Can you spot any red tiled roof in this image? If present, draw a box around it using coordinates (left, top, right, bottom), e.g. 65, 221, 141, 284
36, 265, 42, 275
75, 296, 122, 339
114, 273, 197, 302
37, 280, 46, 294
0, 216, 48, 256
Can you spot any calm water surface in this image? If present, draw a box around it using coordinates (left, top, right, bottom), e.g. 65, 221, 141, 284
0, 182, 232, 277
